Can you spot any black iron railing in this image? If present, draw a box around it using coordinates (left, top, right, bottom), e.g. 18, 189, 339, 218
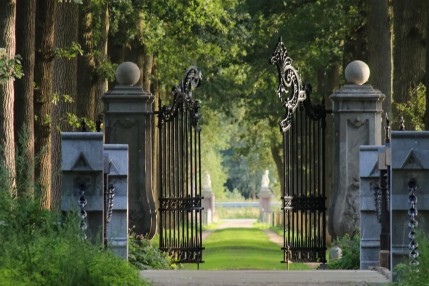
157, 67, 204, 266
271, 38, 327, 265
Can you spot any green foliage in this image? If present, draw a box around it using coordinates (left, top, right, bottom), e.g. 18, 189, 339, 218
128, 230, 175, 270
54, 42, 84, 60
182, 228, 310, 270
64, 113, 96, 132
392, 231, 429, 286
393, 83, 426, 131
0, 48, 23, 83
95, 56, 117, 82
215, 206, 259, 219
0, 195, 147, 285
328, 233, 360, 269
0, 147, 148, 286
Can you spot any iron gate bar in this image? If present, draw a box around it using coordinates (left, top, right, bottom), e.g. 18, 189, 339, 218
157, 66, 204, 265
270, 37, 327, 264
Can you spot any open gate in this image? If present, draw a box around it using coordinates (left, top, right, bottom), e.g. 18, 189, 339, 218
157, 67, 204, 266
270, 38, 327, 264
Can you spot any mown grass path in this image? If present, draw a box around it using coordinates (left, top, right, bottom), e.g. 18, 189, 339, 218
182, 227, 310, 270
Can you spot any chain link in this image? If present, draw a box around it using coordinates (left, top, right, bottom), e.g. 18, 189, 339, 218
408, 179, 419, 267
78, 184, 88, 240
373, 185, 382, 223
105, 184, 115, 223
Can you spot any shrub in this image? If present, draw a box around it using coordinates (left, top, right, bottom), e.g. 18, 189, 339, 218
328, 233, 360, 269
393, 231, 429, 286
128, 230, 175, 270
0, 194, 148, 286
0, 141, 149, 286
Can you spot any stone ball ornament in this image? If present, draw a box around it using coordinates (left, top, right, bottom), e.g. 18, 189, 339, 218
115, 62, 140, 86
345, 60, 370, 85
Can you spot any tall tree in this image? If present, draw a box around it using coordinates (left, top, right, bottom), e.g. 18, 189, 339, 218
77, 0, 98, 123
0, 0, 17, 194
393, 0, 426, 129
425, 1, 429, 130
366, 0, 393, 114
34, 0, 56, 208
15, 0, 36, 196
51, 1, 79, 209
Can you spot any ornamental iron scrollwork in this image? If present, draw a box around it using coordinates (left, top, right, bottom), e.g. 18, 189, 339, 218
158, 66, 202, 127
283, 196, 325, 211
270, 37, 307, 132
159, 197, 203, 212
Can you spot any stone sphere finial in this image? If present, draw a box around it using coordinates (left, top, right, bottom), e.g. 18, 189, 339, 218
115, 62, 140, 86
344, 60, 370, 85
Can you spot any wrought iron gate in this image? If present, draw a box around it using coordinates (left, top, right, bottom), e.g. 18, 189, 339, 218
270, 38, 327, 264
157, 67, 204, 265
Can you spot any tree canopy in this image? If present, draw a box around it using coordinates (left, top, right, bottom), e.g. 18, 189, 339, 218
0, 0, 428, 208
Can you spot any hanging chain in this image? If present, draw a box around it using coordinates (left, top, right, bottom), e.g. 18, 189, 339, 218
78, 184, 88, 239
408, 179, 419, 267
373, 185, 382, 223
106, 184, 115, 223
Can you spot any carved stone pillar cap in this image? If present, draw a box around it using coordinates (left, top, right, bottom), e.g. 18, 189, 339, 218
345, 60, 370, 85
115, 62, 140, 86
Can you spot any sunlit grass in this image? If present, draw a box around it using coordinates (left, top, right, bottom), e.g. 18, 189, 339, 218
181, 228, 311, 270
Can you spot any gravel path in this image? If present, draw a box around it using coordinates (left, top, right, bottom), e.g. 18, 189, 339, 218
143, 219, 390, 285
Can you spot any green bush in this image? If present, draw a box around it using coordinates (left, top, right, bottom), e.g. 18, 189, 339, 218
215, 206, 259, 219
0, 141, 148, 286
392, 231, 429, 286
328, 233, 360, 269
129, 230, 175, 270
0, 194, 148, 286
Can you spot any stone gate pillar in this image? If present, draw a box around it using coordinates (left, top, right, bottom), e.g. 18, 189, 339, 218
202, 171, 215, 225
329, 61, 385, 239
259, 170, 273, 224
102, 62, 156, 238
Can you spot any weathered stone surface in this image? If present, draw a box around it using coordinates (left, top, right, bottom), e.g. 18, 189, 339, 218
390, 131, 429, 269
61, 132, 104, 243
104, 144, 129, 259
115, 62, 140, 86
329, 246, 343, 261
103, 78, 156, 238
329, 84, 384, 239
345, 60, 370, 85
359, 145, 381, 269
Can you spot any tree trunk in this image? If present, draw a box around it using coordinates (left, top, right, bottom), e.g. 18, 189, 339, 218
15, 0, 35, 197
343, 0, 368, 66
77, 0, 97, 122
94, 2, 109, 118
34, 0, 56, 208
152, 55, 159, 222
51, 1, 79, 210
270, 143, 284, 201
393, 0, 425, 129
424, 1, 429, 130
142, 50, 154, 93
366, 0, 393, 115
318, 62, 340, 242
0, 0, 17, 195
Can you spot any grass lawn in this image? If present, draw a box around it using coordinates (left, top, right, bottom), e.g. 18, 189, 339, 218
181, 228, 311, 270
